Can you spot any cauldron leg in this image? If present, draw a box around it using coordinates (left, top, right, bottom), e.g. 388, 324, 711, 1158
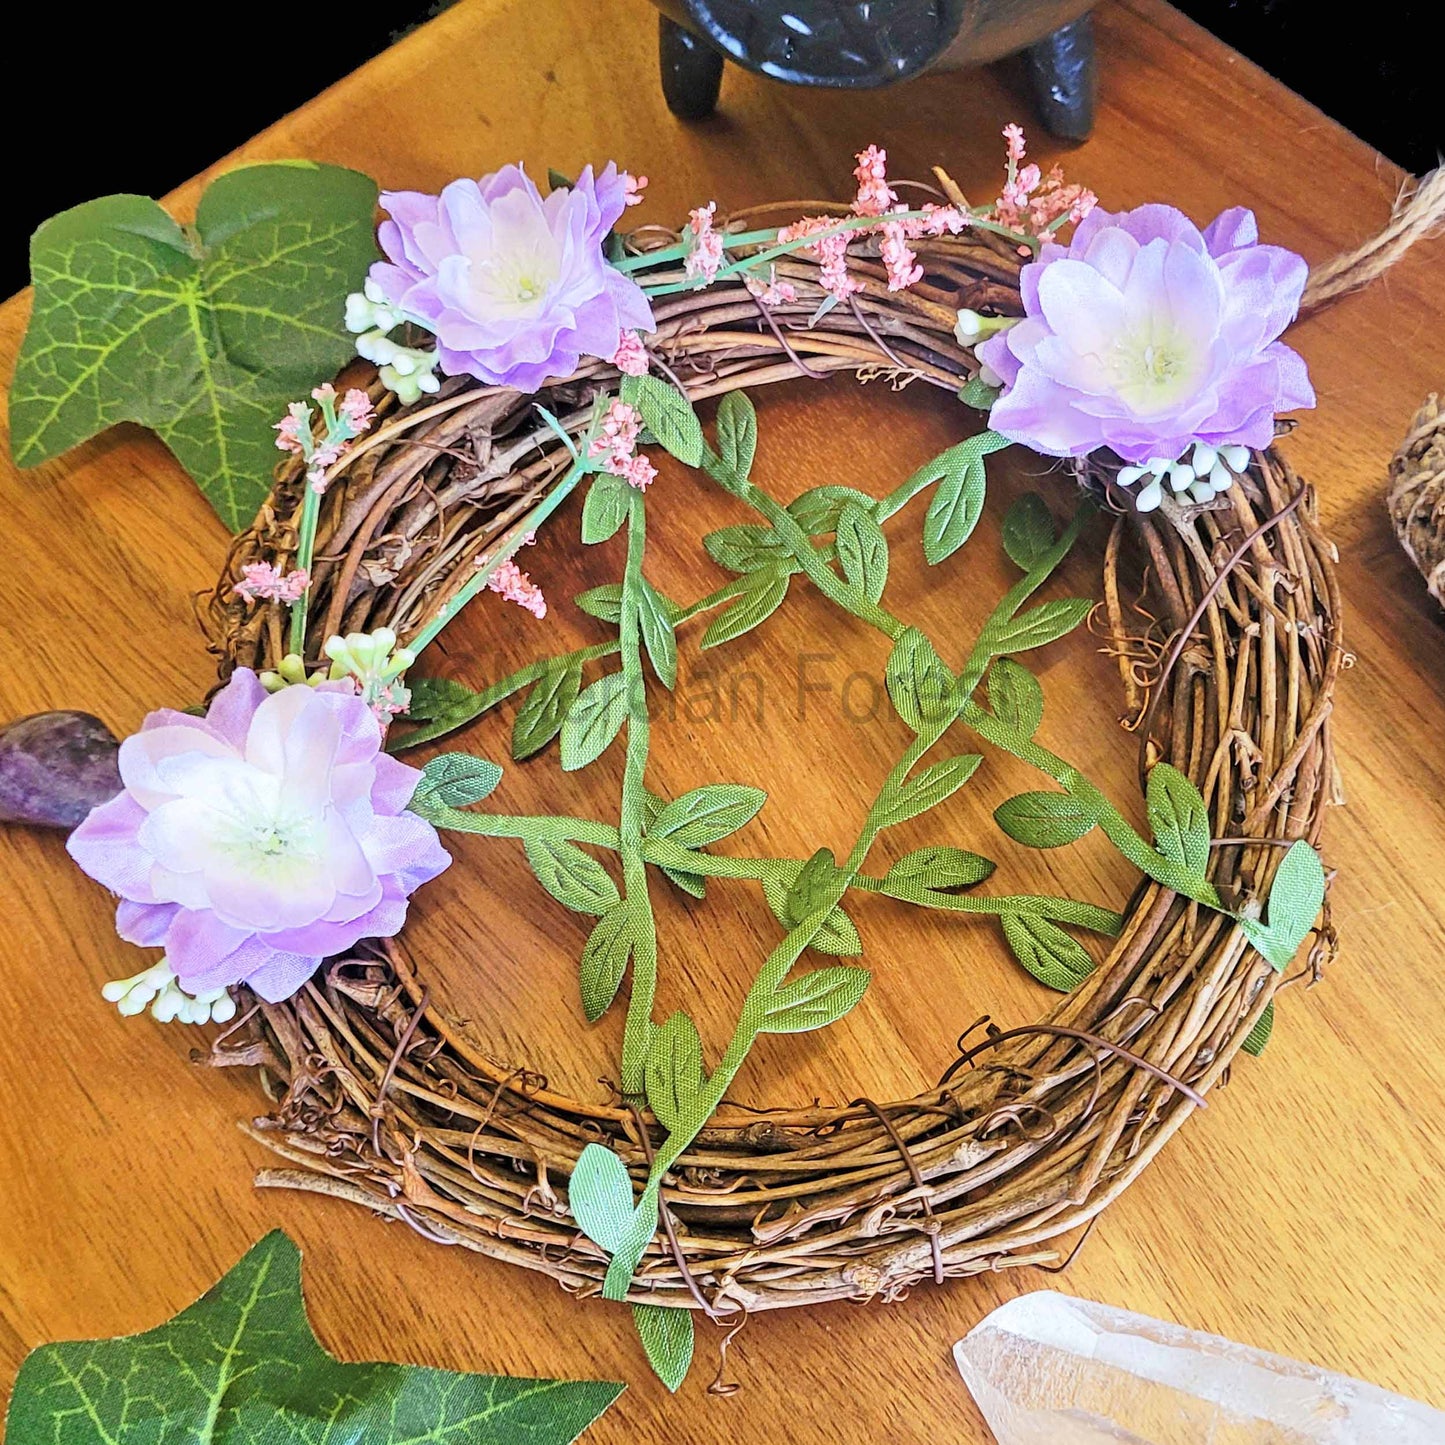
659, 15, 725, 120
1025, 12, 1096, 141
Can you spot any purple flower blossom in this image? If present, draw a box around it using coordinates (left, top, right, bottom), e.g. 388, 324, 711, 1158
67, 670, 450, 1004
367, 163, 654, 393
978, 204, 1314, 463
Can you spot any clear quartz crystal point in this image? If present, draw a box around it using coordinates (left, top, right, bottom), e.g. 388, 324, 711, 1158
954, 1292, 1445, 1445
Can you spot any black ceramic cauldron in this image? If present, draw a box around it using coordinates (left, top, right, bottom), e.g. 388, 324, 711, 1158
652, 0, 1097, 139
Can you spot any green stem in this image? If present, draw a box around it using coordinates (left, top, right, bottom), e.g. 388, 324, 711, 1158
287, 482, 323, 656
405, 454, 591, 660
601, 498, 1090, 1298
616, 489, 662, 1098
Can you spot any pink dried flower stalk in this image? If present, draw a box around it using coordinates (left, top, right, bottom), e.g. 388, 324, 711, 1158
990, 126, 1096, 237
777, 216, 864, 301
611, 331, 650, 377
685, 202, 725, 284
879, 221, 923, 291
273, 383, 376, 493
234, 562, 310, 605
745, 268, 797, 307
622, 172, 648, 207
486, 558, 548, 618
852, 144, 897, 218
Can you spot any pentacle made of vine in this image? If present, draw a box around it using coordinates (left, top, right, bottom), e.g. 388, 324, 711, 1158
207, 350, 1338, 1390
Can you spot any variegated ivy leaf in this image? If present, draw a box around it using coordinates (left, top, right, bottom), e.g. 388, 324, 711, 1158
10, 163, 380, 532
987, 657, 1044, 737
700, 564, 791, 648
560, 671, 628, 770
4, 1231, 622, 1445
1001, 493, 1058, 571
994, 790, 1098, 848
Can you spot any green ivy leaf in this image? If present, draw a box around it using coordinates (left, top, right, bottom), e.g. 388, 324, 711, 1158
1000, 913, 1097, 991
700, 565, 791, 649
885, 628, 956, 731
835, 501, 889, 604
524, 836, 621, 916
1241, 1000, 1275, 1057
1239, 840, 1326, 970
650, 783, 767, 848
877, 753, 982, 829
994, 791, 1098, 848
581, 472, 630, 544
637, 578, 678, 688
715, 389, 758, 482
631, 1305, 694, 1395
575, 583, 623, 623
987, 657, 1044, 738
569, 1144, 638, 1254
1146, 762, 1212, 882
787, 847, 841, 919
641, 789, 708, 898
4, 1231, 622, 1445
1001, 493, 1058, 570
621, 374, 703, 466
411, 753, 503, 810
786, 485, 878, 536
645, 1010, 707, 1131
513, 658, 585, 761
760, 965, 871, 1032
580, 904, 636, 1021
989, 597, 1093, 654
883, 845, 996, 893
702, 523, 790, 574
10, 164, 380, 531
560, 671, 629, 771
921, 434, 1005, 564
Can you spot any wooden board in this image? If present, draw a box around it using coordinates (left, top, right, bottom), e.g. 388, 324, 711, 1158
2, 0, 1444, 1437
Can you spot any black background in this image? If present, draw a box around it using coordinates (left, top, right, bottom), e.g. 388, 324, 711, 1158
9, 2, 1439, 294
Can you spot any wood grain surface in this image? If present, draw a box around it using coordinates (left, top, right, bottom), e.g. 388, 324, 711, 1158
3, 0, 1444, 1437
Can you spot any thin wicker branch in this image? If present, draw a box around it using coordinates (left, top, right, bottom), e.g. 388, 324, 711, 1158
199, 213, 1340, 1319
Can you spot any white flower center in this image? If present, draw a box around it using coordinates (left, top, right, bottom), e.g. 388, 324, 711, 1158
208, 774, 325, 882
1109, 323, 1206, 416
465, 191, 562, 319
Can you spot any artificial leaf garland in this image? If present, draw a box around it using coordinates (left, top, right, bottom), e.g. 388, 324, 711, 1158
10, 163, 379, 530
4, 1232, 622, 1444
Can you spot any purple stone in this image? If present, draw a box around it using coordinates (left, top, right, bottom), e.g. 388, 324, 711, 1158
0, 711, 122, 830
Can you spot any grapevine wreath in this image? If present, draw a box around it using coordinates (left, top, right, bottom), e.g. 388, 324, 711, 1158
53, 133, 1422, 1390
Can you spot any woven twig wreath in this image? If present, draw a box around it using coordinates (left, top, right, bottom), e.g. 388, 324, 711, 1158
199, 206, 1340, 1319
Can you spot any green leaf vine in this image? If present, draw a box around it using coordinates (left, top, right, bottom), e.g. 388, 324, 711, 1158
398, 379, 1326, 1387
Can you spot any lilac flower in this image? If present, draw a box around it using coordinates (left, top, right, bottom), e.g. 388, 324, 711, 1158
68, 670, 450, 1006
365, 163, 654, 393
978, 204, 1314, 466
